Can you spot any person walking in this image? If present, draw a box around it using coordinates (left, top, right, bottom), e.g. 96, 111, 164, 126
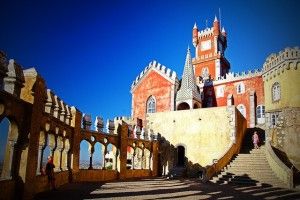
45, 156, 57, 190
252, 131, 260, 149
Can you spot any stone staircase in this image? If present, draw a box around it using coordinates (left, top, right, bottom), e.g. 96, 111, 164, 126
211, 145, 286, 188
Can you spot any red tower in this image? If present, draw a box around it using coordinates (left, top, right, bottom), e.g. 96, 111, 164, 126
192, 16, 230, 81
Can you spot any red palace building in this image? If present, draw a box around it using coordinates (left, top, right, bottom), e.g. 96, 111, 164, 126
131, 16, 265, 128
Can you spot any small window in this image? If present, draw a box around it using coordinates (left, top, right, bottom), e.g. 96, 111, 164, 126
256, 105, 265, 118
270, 112, 279, 127
216, 86, 224, 98
236, 82, 245, 94
272, 82, 280, 102
146, 96, 156, 113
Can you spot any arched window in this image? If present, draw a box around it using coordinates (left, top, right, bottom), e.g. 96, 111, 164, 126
146, 96, 156, 113
237, 104, 246, 118
236, 82, 245, 94
256, 105, 265, 124
272, 82, 280, 102
202, 67, 209, 79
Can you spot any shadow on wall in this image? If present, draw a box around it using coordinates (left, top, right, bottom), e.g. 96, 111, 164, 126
158, 136, 206, 179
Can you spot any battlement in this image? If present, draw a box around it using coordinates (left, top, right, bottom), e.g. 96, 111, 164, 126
198, 27, 214, 39
45, 89, 74, 126
263, 47, 300, 72
198, 68, 262, 86
131, 60, 178, 91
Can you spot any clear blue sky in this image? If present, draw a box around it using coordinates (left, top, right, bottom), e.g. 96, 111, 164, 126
0, 0, 300, 126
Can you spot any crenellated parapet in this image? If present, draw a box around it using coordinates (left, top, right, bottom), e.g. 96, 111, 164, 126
0, 51, 8, 88
198, 27, 214, 39
262, 47, 300, 81
44, 88, 73, 126
3, 59, 25, 97
131, 60, 178, 92
198, 68, 262, 86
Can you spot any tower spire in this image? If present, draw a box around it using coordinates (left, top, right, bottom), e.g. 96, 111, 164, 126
176, 47, 202, 109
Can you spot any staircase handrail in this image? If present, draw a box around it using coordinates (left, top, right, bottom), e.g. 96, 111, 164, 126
265, 140, 294, 188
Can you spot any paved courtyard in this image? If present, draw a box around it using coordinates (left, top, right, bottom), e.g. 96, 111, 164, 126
34, 178, 300, 200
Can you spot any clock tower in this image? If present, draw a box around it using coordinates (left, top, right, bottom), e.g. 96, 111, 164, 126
192, 16, 230, 81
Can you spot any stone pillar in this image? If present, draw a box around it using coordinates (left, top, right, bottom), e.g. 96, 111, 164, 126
70, 108, 82, 174
151, 141, 159, 176
23, 76, 47, 200
249, 91, 256, 128
1, 140, 16, 179
36, 146, 44, 175
227, 94, 233, 106
119, 122, 128, 179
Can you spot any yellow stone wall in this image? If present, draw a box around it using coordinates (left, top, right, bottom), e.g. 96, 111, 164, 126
264, 62, 300, 111
147, 106, 232, 167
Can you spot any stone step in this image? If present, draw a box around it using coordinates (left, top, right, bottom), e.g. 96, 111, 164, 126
228, 163, 269, 167
220, 174, 278, 179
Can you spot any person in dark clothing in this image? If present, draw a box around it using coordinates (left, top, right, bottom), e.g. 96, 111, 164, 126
45, 156, 56, 190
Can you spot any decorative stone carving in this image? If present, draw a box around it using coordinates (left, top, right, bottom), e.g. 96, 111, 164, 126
0, 51, 8, 88
95, 116, 104, 132
82, 114, 92, 130
4, 59, 25, 97
106, 119, 115, 134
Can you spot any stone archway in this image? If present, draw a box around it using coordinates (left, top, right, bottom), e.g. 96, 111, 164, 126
177, 145, 185, 166
177, 102, 190, 110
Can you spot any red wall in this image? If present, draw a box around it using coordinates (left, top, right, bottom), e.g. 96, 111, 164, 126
203, 76, 264, 127
132, 70, 173, 125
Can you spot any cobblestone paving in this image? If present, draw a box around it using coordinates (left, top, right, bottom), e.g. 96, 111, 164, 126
34, 178, 300, 200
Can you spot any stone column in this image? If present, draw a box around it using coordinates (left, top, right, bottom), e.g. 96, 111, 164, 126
249, 91, 256, 128
36, 145, 44, 175
151, 141, 159, 176
1, 140, 16, 179
119, 122, 128, 179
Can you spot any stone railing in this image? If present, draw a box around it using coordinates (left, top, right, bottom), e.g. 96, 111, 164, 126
45, 89, 73, 126
265, 140, 293, 189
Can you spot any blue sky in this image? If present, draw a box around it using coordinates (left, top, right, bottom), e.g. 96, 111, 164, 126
0, 0, 300, 126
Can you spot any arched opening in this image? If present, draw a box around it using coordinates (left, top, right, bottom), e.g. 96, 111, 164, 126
93, 142, 104, 169
126, 146, 134, 169
79, 140, 92, 169
146, 96, 156, 113
177, 146, 185, 166
193, 103, 200, 109
177, 102, 190, 110
0, 117, 18, 180
105, 143, 118, 170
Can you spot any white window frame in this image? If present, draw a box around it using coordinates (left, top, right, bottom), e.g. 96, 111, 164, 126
146, 96, 156, 113
216, 86, 225, 98
236, 82, 245, 94
256, 105, 265, 124
272, 82, 281, 102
